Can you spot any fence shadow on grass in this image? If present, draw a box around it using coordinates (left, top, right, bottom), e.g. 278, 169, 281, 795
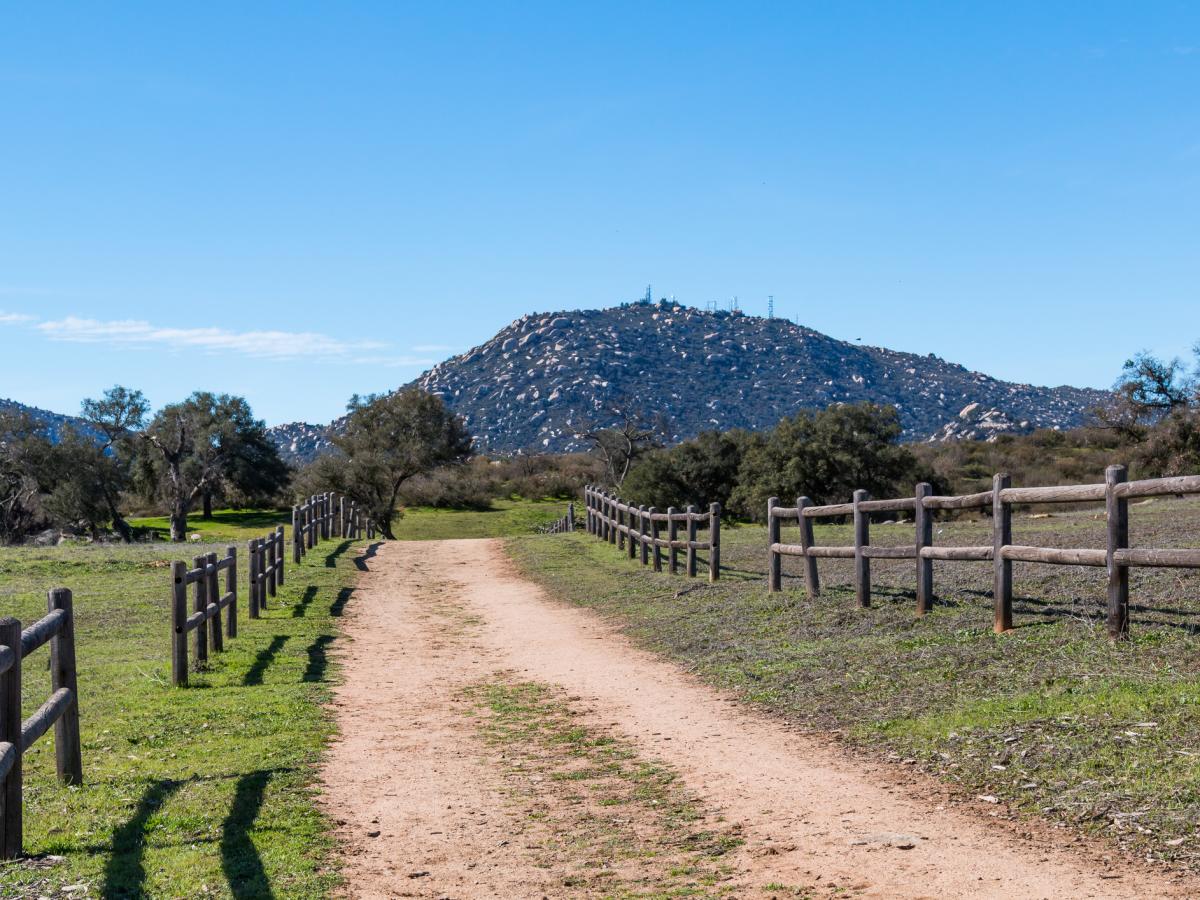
330, 586, 353, 617
290, 585, 319, 618
101, 778, 185, 899
220, 769, 277, 900
303, 634, 336, 683
323, 539, 352, 568
242, 636, 290, 686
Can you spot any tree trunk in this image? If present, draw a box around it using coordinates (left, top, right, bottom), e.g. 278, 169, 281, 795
202, 491, 213, 519
170, 500, 189, 542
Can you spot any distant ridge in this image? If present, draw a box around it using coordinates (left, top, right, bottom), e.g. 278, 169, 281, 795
268, 303, 1110, 463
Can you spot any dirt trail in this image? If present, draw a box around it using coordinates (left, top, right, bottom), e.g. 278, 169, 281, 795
320, 539, 1195, 899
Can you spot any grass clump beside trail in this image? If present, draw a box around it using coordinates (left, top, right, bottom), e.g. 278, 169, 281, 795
460, 679, 743, 898
1, 509, 362, 898
389, 497, 576, 540
507, 497, 1200, 870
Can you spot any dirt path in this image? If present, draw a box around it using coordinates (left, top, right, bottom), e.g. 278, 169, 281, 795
320, 539, 1195, 899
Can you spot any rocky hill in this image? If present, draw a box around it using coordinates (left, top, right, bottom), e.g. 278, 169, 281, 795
0, 398, 97, 442
272, 302, 1110, 462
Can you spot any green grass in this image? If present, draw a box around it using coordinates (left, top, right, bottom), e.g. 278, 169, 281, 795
460, 679, 741, 897
128, 508, 292, 544
507, 498, 1200, 870
389, 497, 575, 540
0, 521, 363, 897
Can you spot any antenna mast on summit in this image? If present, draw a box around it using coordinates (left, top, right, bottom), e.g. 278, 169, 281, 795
768, 295, 774, 319
643, 284, 653, 304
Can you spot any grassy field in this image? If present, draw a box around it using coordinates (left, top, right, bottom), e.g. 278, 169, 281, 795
0, 510, 360, 898
389, 497, 576, 540
508, 497, 1200, 870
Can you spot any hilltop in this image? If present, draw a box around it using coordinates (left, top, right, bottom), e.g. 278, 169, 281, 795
269, 302, 1109, 461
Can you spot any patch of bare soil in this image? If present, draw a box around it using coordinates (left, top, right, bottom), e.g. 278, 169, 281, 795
320, 539, 1198, 898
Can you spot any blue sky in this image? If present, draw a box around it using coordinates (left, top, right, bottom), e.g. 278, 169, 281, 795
1, 2, 1197, 425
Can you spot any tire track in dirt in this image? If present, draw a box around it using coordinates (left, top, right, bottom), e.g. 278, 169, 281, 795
320, 538, 1197, 899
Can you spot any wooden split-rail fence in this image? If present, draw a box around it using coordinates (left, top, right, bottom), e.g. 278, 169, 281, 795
767, 464, 1200, 638
583, 486, 721, 581
0, 590, 83, 859
547, 503, 576, 534
293, 492, 374, 564
171, 494, 374, 688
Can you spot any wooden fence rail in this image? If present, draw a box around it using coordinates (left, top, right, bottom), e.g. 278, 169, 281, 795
766, 464, 1200, 638
583, 485, 721, 581
1, 589, 83, 859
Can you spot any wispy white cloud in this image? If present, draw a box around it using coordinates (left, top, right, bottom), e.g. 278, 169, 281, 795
411, 343, 455, 354
36, 315, 388, 362
0, 311, 36, 324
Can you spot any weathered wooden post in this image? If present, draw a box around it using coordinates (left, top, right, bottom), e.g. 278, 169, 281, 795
992, 473, 1013, 633
206, 552, 222, 654
267, 530, 277, 598
170, 561, 189, 686
709, 503, 721, 582
639, 506, 650, 565
0, 616, 23, 858
322, 493, 331, 541
797, 497, 819, 598
47, 588, 82, 786
617, 500, 626, 550
853, 490, 870, 607
276, 526, 286, 587
568, 502, 575, 532
628, 503, 638, 560
308, 498, 317, 550
292, 506, 302, 564
1106, 464, 1130, 639
767, 498, 781, 592
192, 554, 208, 669
914, 483, 933, 615
248, 538, 260, 619
650, 507, 662, 571
686, 505, 698, 577
226, 546, 238, 638
667, 507, 679, 575
258, 539, 269, 610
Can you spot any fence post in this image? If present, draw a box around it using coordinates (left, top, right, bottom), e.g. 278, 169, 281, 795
686, 505, 698, 577
323, 493, 331, 541
797, 497, 820, 598
650, 507, 662, 571
192, 554, 208, 669
639, 506, 649, 565
767, 498, 781, 592
308, 499, 317, 550
667, 507, 679, 575
915, 483, 933, 615
267, 531, 277, 598
853, 490, 870, 607
628, 503, 638, 560
206, 552, 222, 654
171, 561, 189, 686
292, 507, 301, 563
709, 503, 721, 582
276, 526, 286, 587
568, 502, 575, 532
47, 588, 82, 786
585, 487, 592, 534
226, 546, 238, 639
0, 616, 22, 859
993, 473, 1013, 633
248, 539, 260, 619
1106, 464, 1130, 639
617, 500, 626, 550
